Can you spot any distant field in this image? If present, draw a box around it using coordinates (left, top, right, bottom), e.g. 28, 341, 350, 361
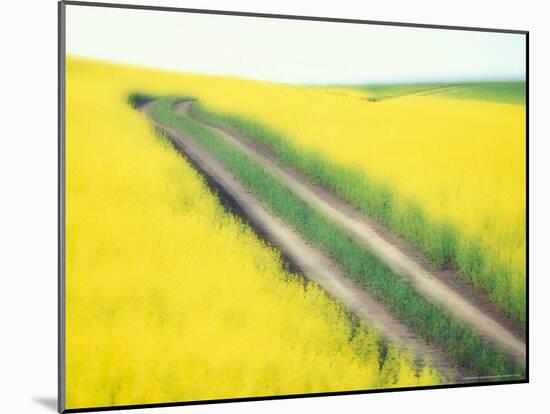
65, 57, 441, 409
321, 82, 452, 102
431, 82, 526, 105
320, 81, 525, 105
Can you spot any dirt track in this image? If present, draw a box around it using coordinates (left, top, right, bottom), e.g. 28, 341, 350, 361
174, 101, 526, 368
139, 101, 461, 382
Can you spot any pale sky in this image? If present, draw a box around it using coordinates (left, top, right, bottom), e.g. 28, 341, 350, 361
65, 4, 526, 84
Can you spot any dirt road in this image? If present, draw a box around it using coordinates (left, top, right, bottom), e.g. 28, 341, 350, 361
175, 101, 526, 368
139, 101, 461, 381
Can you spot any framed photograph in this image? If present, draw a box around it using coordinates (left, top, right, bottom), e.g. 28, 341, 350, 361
59, 1, 528, 412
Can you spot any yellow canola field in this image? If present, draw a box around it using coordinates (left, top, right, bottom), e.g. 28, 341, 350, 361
66, 58, 440, 409
166, 72, 527, 320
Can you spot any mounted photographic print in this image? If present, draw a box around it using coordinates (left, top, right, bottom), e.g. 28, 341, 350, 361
59, 1, 528, 412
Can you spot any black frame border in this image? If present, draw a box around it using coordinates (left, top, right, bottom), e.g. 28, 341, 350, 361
58, 1, 529, 412
58, 1, 66, 413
